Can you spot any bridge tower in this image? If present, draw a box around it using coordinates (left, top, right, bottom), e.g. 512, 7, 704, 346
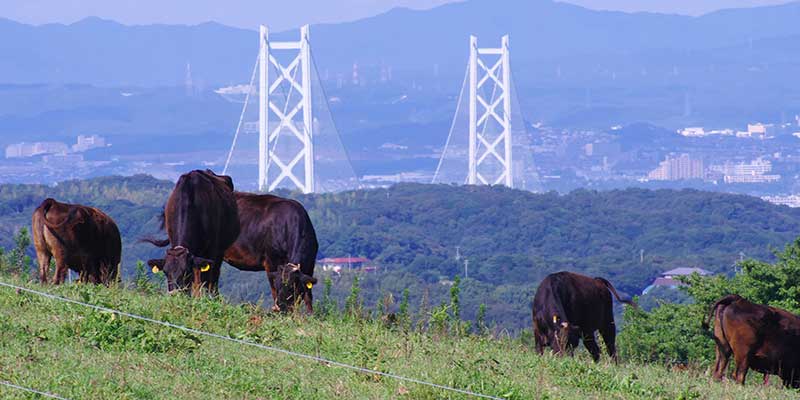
258, 25, 315, 193
467, 34, 513, 187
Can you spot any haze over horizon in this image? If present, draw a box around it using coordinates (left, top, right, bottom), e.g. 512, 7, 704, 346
1, 0, 794, 30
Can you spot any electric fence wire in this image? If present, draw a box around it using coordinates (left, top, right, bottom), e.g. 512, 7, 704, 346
0, 280, 504, 400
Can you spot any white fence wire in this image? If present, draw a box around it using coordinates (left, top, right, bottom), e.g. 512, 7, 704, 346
0, 280, 503, 400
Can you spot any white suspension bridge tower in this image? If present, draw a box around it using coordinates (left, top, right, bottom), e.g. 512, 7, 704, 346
468, 34, 513, 187
432, 34, 539, 191
222, 25, 358, 194
258, 25, 314, 193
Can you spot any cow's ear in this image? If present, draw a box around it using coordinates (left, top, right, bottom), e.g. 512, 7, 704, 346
192, 256, 215, 273
300, 274, 317, 289
148, 259, 165, 273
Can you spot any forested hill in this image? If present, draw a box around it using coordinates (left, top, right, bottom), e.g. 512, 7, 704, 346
1, 175, 800, 330
294, 183, 800, 292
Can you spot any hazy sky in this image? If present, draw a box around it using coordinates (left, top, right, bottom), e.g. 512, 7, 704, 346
0, 0, 793, 30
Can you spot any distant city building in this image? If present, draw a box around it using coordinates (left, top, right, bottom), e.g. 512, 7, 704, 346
5, 142, 69, 159
678, 127, 705, 137
185, 63, 194, 96
352, 63, 360, 86
584, 142, 621, 157
762, 194, 800, 208
709, 158, 780, 183
72, 135, 106, 152
43, 153, 84, 164
677, 127, 734, 137
736, 123, 772, 138
678, 123, 773, 138
724, 174, 780, 183
646, 154, 704, 181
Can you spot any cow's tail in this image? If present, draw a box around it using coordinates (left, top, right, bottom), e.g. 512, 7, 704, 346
702, 294, 741, 330
595, 277, 638, 309
139, 237, 171, 247
41, 200, 83, 230
138, 208, 170, 247
39, 198, 56, 215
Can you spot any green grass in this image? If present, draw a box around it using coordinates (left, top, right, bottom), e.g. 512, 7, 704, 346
0, 274, 795, 400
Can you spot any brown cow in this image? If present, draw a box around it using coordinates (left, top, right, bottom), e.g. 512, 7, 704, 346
224, 192, 318, 313
32, 198, 121, 285
532, 271, 636, 362
144, 170, 240, 295
704, 294, 800, 387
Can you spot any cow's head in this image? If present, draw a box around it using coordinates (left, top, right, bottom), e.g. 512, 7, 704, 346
148, 246, 213, 293
269, 263, 316, 312
549, 314, 579, 354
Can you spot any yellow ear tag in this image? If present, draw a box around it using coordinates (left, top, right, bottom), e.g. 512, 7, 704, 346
552, 315, 558, 324
200, 264, 211, 273
306, 282, 313, 289
151, 266, 159, 273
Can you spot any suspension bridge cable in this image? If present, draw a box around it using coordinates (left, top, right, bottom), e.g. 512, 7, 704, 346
309, 46, 363, 191
432, 61, 470, 184
0, 280, 503, 400
223, 53, 260, 175
0, 380, 70, 400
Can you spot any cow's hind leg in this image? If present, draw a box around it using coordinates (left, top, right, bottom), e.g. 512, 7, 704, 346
263, 258, 279, 312
54, 261, 69, 285
733, 352, 750, 384
712, 344, 731, 381
36, 251, 51, 284
599, 323, 618, 362
582, 331, 601, 362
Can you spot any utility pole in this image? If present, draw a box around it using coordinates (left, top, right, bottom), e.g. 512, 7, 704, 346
464, 259, 469, 280
455, 246, 461, 261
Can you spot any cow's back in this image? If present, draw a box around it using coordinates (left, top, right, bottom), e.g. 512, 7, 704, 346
227, 192, 318, 275
534, 272, 613, 330
165, 170, 239, 259
32, 198, 121, 281
553, 272, 612, 329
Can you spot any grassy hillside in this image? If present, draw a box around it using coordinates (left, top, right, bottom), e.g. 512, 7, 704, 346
3, 176, 800, 332
0, 273, 795, 400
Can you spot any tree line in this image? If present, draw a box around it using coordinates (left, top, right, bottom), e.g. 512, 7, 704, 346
1, 175, 800, 330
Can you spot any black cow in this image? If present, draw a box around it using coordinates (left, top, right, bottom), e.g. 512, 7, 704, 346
532, 271, 636, 362
224, 192, 318, 313
144, 170, 240, 295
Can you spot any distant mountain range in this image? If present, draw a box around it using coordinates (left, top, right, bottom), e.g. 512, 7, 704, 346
2, 0, 800, 87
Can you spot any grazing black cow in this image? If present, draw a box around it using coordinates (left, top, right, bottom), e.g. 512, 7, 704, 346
224, 192, 318, 313
704, 294, 800, 387
32, 198, 121, 285
144, 170, 240, 295
532, 271, 636, 362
